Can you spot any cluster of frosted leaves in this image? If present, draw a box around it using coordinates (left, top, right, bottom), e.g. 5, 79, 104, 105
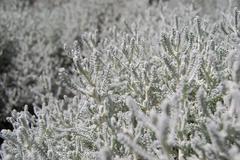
1, 95, 100, 160
2, 2, 240, 160
0, 0, 152, 121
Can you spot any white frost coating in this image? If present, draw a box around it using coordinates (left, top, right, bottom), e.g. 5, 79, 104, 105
1, 1, 240, 160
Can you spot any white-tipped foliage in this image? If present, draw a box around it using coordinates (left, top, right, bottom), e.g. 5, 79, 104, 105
2, 1, 240, 160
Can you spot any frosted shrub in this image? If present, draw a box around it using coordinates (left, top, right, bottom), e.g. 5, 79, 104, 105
0, 0, 151, 122
1, 1, 240, 160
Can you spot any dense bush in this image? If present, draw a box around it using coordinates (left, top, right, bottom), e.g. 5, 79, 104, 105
0, 0, 146, 122
1, 0, 240, 159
